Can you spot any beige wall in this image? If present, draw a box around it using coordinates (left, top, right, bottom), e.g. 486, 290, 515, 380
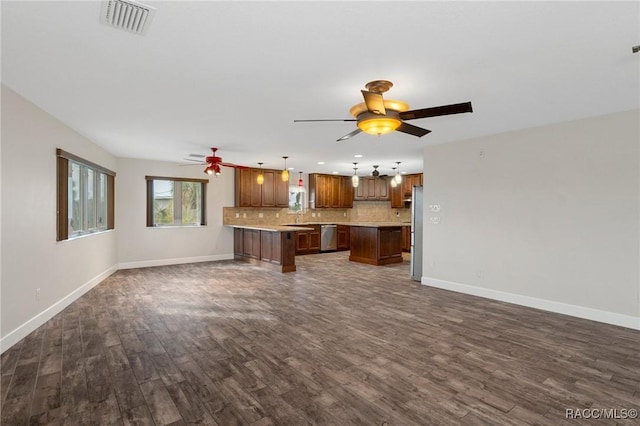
421, 109, 639, 328
116, 158, 235, 268
1, 85, 119, 348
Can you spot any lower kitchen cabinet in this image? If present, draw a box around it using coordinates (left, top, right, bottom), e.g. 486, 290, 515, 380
233, 227, 297, 272
295, 225, 320, 255
402, 225, 411, 252
337, 225, 350, 251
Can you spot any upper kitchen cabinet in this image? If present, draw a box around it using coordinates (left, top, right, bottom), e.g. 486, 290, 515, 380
391, 173, 423, 207
235, 167, 289, 208
309, 174, 353, 209
354, 177, 390, 201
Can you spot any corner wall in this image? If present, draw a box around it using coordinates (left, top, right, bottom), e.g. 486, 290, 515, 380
115, 158, 235, 269
1, 85, 119, 350
421, 109, 640, 329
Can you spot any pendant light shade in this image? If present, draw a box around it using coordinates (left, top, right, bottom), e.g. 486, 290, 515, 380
298, 171, 304, 187
390, 168, 398, 188
394, 161, 402, 184
256, 162, 264, 185
352, 162, 359, 188
281, 156, 289, 181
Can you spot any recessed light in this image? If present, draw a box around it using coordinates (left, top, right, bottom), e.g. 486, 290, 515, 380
354, 154, 363, 158
317, 161, 325, 165
332, 171, 339, 174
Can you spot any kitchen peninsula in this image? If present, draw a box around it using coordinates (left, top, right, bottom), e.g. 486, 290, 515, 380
227, 224, 314, 272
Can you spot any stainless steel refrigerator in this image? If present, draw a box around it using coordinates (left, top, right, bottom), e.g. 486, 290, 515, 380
410, 185, 423, 281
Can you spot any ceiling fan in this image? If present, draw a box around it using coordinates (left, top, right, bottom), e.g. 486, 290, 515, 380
294, 80, 473, 141
183, 147, 249, 175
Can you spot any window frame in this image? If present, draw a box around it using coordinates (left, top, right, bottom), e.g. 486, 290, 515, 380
56, 149, 115, 241
145, 176, 208, 227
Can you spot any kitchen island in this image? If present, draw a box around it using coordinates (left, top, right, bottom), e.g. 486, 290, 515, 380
227, 224, 314, 272
349, 223, 406, 266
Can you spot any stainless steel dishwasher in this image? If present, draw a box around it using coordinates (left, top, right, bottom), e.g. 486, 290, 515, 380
320, 224, 337, 252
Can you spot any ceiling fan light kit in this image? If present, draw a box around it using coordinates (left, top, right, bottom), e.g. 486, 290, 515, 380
294, 79, 472, 141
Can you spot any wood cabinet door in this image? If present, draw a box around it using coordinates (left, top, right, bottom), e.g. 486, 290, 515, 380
354, 178, 366, 200
261, 170, 276, 207
376, 177, 390, 200
337, 225, 350, 250
235, 169, 252, 207
390, 180, 403, 208
339, 176, 354, 208
378, 228, 402, 259
296, 231, 309, 254
250, 169, 262, 207
260, 231, 273, 261
243, 229, 261, 258
365, 178, 377, 200
330, 176, 341, 208
234, 228, 244, 255
275, 171, 289, 207
309, 226, 321, 252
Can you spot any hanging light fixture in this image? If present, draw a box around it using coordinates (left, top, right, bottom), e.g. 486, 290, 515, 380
256, 162, 264, 185
394, 161, 402, 184
352, 162, 359, 188
390, 168, 398, 188
281, 156, 289, 181
204, 163, 221, 176
298, 171, 304, 187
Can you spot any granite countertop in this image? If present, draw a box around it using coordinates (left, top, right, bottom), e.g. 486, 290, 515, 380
284, 222, 410, 227
225, 224, 315, 232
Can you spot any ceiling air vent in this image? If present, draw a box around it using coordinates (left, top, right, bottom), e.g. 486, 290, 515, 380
100, 0, 156, 35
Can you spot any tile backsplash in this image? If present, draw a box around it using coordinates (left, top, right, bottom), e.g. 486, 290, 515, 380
223, 201, 411, 225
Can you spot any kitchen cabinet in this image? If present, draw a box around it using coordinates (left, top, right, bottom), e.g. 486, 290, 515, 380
354, 177, 390, 201
401, 225, 411, 252
295, 225, 321, 255
309, 174, 353, 209
349, 224, 403, 265
235, 168, 289, 208
337, 225, 350, 251
391, 173, 423, 208
232, 226, 298, 272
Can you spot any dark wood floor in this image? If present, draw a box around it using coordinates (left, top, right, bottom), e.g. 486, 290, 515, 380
1, 252, 639, 425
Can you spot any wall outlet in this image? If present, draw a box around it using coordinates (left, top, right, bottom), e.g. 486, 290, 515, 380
317, 212, 321, 217
276, 213, 279, 218
258, 213, 264, 218
312, 212, 316, 218
36, 288, 41, 300
242, 213, 247, 218
235, 213, 239, 218
343, 212, 347, 217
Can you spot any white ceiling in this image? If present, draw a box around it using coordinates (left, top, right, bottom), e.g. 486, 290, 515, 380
2, 1, 639, 176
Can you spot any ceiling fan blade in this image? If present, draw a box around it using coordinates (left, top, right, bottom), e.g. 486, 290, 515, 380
399, 101, 473, 120
220, 162, 249, 169
294, 119, 357, 122
361, 90, 386, 115
396, 122, 432, 137
183, 158, 206, 163
337, 128, 362, 142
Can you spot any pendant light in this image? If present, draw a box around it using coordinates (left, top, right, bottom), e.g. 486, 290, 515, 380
390, 168, 398, 188
352, 162, 359, 188
281, 156, 289, 181
256, 162, 264, 185
298, 171, 304, 187
394, 161, 402, 184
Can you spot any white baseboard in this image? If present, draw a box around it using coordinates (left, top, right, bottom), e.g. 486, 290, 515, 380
118, 253, 234, 270
0, 265, 119, 353
422, 276, 640, 330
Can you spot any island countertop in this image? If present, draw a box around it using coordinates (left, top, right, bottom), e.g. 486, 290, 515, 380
225, 224, 315, 232
282, 222, 409, 228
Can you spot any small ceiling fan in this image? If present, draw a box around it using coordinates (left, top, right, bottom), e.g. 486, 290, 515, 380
183, 147, 249, 175
294, 80, 473, 141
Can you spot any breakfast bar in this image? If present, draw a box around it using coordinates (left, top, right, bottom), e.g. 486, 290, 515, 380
227, 224, 314, 272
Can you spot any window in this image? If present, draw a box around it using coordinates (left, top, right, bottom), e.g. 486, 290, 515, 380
288, 185, 307, 213
145, 176, 208, 227
57, 149, 115, 241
